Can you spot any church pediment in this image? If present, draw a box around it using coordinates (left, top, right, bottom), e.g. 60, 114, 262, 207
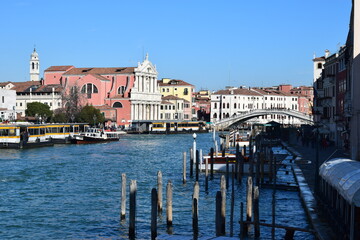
135, 53, 158, 75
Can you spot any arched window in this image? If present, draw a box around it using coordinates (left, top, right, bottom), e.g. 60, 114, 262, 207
317, 63, 322, 69
81, 83, 98, 93
226, 113, 230, 118
32, 62, 35, 70
118, 86, 125, 95
227, 103, 230, 108
213, 113, 217, 119
36, 63, 39, 69
113, 102, 123, 108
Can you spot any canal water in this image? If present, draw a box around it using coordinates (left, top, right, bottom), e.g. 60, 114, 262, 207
0, 133, 314, 239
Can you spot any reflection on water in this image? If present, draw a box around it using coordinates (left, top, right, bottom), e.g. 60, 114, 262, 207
0, 133, 314, 239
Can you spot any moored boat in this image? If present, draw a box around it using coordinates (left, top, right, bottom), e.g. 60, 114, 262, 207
0, 124, 53, 149
70, 128, 122, 144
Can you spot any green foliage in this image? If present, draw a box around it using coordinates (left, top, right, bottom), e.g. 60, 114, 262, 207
25, 102, 53, 121
78, 105, 105, 125
51, 112, 68, 123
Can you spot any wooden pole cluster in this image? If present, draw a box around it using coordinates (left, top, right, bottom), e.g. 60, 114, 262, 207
196, 150, 199, 181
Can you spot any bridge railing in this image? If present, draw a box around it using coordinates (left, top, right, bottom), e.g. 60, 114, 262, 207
213, 108, 313, 126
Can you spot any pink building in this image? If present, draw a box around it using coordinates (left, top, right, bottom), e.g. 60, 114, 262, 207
44, 55, 162, 127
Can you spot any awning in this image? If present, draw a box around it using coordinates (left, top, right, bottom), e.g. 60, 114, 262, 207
320, 158, 360, 206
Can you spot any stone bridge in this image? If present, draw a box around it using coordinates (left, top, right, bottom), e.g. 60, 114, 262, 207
213, 109, 314, 129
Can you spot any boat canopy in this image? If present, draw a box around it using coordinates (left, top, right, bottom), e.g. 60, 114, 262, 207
319, 158, 360, 207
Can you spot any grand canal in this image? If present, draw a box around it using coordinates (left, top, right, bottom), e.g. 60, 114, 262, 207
0, 133, 314, 239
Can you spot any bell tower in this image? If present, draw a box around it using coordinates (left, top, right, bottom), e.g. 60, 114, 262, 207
30, 48, 40, 81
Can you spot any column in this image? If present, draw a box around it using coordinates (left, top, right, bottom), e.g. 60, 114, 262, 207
131, 104, 134, 121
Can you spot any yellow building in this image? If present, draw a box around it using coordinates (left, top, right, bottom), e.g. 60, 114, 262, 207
158, 78, 195, 104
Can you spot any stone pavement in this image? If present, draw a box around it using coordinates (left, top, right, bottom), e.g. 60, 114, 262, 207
283, 133, 350, 240
286, 134, 349, 193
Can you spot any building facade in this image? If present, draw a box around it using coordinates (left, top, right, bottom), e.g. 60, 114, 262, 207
210, 86, 310, 125
44, 54, 162, 126
0, 89, 16, 121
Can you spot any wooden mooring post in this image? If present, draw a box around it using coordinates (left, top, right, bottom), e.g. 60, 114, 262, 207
230, 165, 235, 237
121, 173, 126, 220
183, 151, 186, 184
246, 176, 253, 232
272, 155, 277, 240
240, 202, 246, 239
205, 157, 209, 193
193, 198, 198, 238
129, 180, 137, 239
190, 148, 194, 178
157, 171, 163, 214
226, 157, 229, 189
254, 186, 260, 238
215, 191, 225, 236
196, 150, 199, 182
166, 180, 173, 227
151, 188, 158, 240
220, 175, 226, 234
210, 147, 214, 179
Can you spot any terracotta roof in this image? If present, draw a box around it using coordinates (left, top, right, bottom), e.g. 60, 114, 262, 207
0, 108, 7, 111
64, 67, 136, 75
158, 79, 194, 87
162, 95, 186, 101
10, 81, 42, 92
313, 57, 325, 61
213, 88, 262, 96
161, 100, 173, 104
0, 81, 12, 87
89, 74, 110, 81
45, 66, 74, 72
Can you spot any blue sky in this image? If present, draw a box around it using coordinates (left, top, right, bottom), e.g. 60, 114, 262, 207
0, 0, 352, 91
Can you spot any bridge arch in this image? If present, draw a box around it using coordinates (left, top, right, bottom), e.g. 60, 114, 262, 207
213, 109, 313, 129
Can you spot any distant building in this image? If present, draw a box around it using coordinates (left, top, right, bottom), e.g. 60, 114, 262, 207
210, 86, 310, 125
30, 48, 40, 81
159, 95, 189, 120
0, 88, 16, 121
158, 78, 195, 119
193, 90, 211, 122
44, 54, 162, 127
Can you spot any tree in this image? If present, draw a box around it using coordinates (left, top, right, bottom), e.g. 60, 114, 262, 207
78, 105, 105, 126
61, 84, 85, 122
25, 102, 52, 122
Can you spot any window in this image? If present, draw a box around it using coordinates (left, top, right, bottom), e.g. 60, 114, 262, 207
118, 86, 125, 95
162, 88, 165, 92
214, 103, 217, 109
81, 83, 98, 93
184, 88, 188, 95
1, 96, 4, 103
81, 83, 98, 98
317, 63, 322, 69
160, 105, 163, 110
113, 102, 123, 108
213, 113, 217, 118
167, 88, 169, 92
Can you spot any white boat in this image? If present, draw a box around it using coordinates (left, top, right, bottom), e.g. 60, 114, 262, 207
71, 128, 123, 144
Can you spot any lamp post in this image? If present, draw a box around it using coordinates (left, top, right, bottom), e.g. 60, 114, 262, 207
193, 133, 197, 166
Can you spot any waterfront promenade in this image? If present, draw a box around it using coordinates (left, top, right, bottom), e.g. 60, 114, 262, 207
284, 132, 349, 240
